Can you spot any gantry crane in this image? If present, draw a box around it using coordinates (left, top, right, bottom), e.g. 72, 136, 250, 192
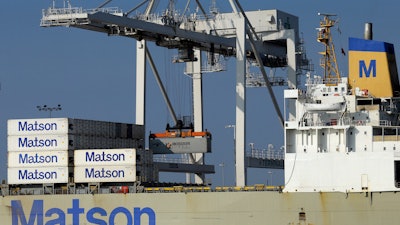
41, 0, 304, 186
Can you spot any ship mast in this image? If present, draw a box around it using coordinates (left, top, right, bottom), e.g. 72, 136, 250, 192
317, 13, 340, 86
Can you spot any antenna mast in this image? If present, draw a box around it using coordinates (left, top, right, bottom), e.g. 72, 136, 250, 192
317, 13, 340, 86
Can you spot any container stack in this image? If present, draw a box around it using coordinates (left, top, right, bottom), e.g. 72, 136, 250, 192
135, 149, 155, 182
7, 118, 150, 185
7, 118, 71, 184
74, 149, 137, 183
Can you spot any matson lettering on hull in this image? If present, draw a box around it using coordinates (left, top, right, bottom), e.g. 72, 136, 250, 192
11, 199, 156, 225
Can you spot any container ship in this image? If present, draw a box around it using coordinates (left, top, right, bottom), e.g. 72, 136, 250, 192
2, 1, 400, 224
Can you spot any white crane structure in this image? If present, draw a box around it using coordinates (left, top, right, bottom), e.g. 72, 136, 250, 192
41, 0, 306, 186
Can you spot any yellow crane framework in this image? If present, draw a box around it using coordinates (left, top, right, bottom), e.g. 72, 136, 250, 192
317, 13, 340, 86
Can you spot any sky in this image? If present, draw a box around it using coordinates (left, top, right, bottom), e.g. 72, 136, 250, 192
0, 0, 399, 187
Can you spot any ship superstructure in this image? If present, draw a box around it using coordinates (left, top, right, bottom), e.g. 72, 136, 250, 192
284, 15, 400, 192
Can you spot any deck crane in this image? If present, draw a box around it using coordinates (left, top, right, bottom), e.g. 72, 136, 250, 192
41, 0, 306, 186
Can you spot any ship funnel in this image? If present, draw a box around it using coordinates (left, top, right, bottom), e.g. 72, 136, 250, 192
348, 33, 400, 97
364, 23, 373, 40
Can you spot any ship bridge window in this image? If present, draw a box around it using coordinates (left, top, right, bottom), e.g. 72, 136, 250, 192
395, 161, 400, 188
384, 128, 397, 135
357, 99, 381, 105
373, 128, 383, 135
374, 127, 398, 141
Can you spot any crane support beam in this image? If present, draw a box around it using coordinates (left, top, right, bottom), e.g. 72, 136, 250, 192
245, 157, 284, 169
235, 16, 247, 187
41, 10, 236, 53
135, 40, 146, 125
87, 12, 236, 53
155, 162, 215, 174
191, 49, 205, 184
41, 8, 299, 67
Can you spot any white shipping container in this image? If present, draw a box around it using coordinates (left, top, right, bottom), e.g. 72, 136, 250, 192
8, 134, 69, 151
8, 117, 145, 138
74, 165, 136, 182
8, 151, 68, 168
9, 134, 132, 151
8, 167, 69, 184
74, 149, 136, 166
8, 118, 69, 135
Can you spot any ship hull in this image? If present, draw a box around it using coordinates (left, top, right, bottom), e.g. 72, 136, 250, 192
2, 191, 400, 225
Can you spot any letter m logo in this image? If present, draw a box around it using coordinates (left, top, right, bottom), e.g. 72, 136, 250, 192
359, 60, 376, 78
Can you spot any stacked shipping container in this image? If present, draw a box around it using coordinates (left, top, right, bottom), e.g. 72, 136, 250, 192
74, 149, 137, 182
6, 118, 152, 185
7, 118, 71, 184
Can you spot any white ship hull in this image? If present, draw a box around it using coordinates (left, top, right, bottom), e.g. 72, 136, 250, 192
2, 191, 400, 225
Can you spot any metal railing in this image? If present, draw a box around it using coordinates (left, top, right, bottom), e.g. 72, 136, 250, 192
41, 6, 122, 27
246, 148, 284, 160
43, 6, 121, 16
2, 184, 284, 196
298, 116, 371, 127
153, 155, 190, 164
